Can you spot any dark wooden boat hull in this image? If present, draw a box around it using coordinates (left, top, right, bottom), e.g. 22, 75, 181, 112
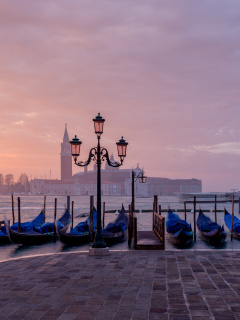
59, 233, 91, 245
8, 228, 57, 245
197, 211, 226, 243
198, 229, 227, 242
169, 229, 193, 244
0, 235, 11, 245
103, 231, 125, 245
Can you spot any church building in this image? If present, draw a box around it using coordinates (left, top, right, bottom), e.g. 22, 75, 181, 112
30, 126, 202, 196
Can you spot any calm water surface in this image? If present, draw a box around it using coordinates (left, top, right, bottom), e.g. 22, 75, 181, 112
0, 195, 240, 262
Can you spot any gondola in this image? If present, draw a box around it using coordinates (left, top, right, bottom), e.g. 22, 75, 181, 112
224, 208, 240, 239
197, 209, 226, 243
57, 210, 97, 246
0, 226, 11, 244
102, 205, 128, 245
166, 210, 193, 244
7, 209, 70, 245
1, 211, 45, 245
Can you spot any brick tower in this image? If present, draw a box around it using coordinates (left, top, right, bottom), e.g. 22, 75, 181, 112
61, 124, 72, 181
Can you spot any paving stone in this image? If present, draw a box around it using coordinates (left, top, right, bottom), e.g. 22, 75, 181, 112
2, 251, 240, 320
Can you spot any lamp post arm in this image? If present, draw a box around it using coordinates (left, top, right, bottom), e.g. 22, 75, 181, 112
101, 147, 124, 167
133, 172, 144, 182
74, 147, 97, 167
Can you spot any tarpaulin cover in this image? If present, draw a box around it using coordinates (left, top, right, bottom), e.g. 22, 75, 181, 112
224, 210, 240, 233
11, 212, 45, 232
197, 211, 222, 232
39, 221, 63, 234
102, 207, 128, 237
166, 211, 192, 234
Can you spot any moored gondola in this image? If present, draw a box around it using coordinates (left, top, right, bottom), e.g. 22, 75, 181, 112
224, 208, 240, 239
166, 209, 193, 244
1, 211, 45, 245
102, 205, 128, 245
0, 226, 11, 244
7, 209, 70, 245
197, 209, 226, 243
57, 210, 97, 246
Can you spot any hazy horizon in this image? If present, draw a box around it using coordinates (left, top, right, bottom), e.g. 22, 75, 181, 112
1, 1, 240, 192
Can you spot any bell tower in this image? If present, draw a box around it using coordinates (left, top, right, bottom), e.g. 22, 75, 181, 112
61, 124, 72, 181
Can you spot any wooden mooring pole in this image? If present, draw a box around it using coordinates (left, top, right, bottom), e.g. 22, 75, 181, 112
71, 200, 74, 230
11, 193, 15, 224
43, 195, 46, 222
54, 198, 57, 235
67, 196, 70, 213
103, 202, 105, 228
214, 195, 217, 223
90, 195, 94, 240
231, 195, 234, 241
17, 197, 21, 232
193, 196, 196, 241
184, 202, 186, 221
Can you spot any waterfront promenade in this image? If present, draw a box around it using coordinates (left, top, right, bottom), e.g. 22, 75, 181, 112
1, 249, 240, 320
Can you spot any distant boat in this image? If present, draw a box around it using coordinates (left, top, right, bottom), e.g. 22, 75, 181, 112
197, 209, 226, 243
224, 208, 240, 239
177, 192, 239, 202
166, 210, 193, 244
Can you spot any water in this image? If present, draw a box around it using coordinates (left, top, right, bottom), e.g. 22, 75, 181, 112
0, 195, 240, 262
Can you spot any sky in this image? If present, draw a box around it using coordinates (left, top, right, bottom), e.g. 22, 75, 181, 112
0, 0, 240, 192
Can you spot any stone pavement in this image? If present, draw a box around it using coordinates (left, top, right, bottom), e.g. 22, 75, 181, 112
1, 250, 240, 320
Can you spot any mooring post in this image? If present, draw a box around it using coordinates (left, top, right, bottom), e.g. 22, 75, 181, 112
214, 195, 217, 223
231, 195, 234, 241
128, 204, 132, 247
159, 205, 161, 216
43, 195, 46, 222
239, 195, 240, 214
67, 195, 70, 213
193, 196, 196, 241
17, 197, 21, 232
184, 202, 186, 221
103, 202, 105, 229
71, 201, 74, 230
11, 193, 15, 224
154, 195, 158, 213
90, 195, 94, 240
54, 198, 57, 235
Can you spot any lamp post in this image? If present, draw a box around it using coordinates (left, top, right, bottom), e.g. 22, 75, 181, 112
131, 171, 147, 213
70, 113, 128, 248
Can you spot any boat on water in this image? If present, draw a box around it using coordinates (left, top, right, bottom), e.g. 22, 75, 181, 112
0, 225, 11, 244
0, 211, 45, 245
166, 210, 193, 244
177, 191, 239, 202
197, 209, 226, 243
102, 205, 128, 245
57, 210, 97, 246
7, 209, 70, 245
224, 208, 240, 239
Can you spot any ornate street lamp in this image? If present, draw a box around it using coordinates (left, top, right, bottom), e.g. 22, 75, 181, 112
131, 171, 147, 213
70, 113, 128, 248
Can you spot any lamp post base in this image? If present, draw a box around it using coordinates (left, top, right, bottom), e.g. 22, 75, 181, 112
89, 247, 109, 256
92, 232, 107, 248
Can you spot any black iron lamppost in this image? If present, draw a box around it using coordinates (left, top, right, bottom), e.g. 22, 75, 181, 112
70, 113, 128, 248
131, 171, 147, 213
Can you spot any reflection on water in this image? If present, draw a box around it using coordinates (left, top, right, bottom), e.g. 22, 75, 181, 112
0, 195, 240, 262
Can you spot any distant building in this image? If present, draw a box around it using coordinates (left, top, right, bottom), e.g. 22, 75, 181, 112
29, 126, 202, 196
